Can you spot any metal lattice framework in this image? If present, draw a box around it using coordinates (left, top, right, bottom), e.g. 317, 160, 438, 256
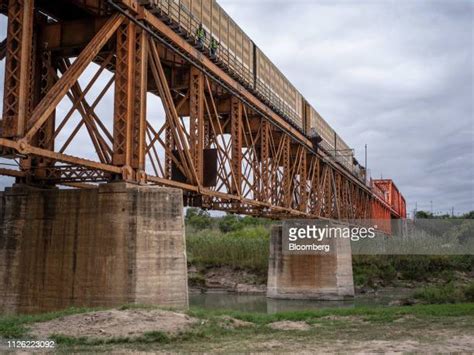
0, 0, 399, 223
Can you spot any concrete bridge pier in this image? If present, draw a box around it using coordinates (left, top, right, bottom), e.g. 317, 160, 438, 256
0, 183, 188, 314
267, 225, 355, 300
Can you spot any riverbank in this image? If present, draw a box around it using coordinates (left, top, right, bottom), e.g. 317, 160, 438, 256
1, 304, 473, 352
185, 218, 474, 304
187, 265, 474, 312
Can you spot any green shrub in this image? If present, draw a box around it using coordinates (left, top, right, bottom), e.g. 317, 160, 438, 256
354, 273, 368, 287
218, 214, 242, 233
413, 283, 465, 304
464, 282, 474, 302
187, 226, 270, 273
353, 255, 474, 287
186, 208, 213, 231
217, 214, 271, 233
352, 256, 398, 287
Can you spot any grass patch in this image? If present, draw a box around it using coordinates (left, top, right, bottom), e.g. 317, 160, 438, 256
39, 303, 474, 349
49, 331, 172, 346
1, 303, 473, 352
188, 303, 474, 325
413, 282, 474, 304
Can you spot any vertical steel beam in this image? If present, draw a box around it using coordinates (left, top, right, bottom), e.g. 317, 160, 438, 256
36, 51, 55, 152
282, 136, 291, 208
32, 50, 56, 179
260, 119, 270, 202
113, 22, 136, 172
113, 23, 148, 181
131, 29, 148, 178
230, 96, 242, 196
164, 122, 174, 179
1, 0, 34, 138
299, 149, 307, 212
322, 165, 331, 217
189, 66, 204, 183
204, 119, 212, 149
331, 169, 341, 219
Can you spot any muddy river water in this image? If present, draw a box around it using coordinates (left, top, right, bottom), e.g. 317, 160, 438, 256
189, 288, 413, 313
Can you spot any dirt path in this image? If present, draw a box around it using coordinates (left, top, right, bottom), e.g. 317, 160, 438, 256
29, 309, 198, 340
241, 336, 474, 353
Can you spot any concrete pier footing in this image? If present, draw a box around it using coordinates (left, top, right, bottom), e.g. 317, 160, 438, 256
0, 183, 188, 314
267, 225, 354, 300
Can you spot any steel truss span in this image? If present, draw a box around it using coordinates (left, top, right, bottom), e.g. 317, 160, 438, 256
0, 0, 404, 222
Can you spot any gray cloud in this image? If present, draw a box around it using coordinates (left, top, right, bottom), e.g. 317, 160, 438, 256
0, 1, 473, 216
220, 0, 474, 215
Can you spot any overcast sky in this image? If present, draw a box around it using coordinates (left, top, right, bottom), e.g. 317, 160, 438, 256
0, 0, 473, 216
218, 0, 474, 216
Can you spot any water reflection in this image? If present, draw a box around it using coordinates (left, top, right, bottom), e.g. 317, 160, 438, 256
189, 288, 412, 314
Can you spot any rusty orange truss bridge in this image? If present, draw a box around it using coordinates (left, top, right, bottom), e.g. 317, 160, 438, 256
0, 0, 406, 224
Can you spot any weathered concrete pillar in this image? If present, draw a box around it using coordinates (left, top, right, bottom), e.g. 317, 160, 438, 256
0, 183, 188, 314
267, 225, 354, 300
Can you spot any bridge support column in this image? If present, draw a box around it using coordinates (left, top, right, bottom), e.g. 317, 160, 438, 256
0, 183, 188, 314
267, 225, 354, 300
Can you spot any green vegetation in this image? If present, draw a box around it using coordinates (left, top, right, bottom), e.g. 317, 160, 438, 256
185, 209, 474, 289
415, 210, 474, 219
47, 331, 172, 347
413, 282, 474, 304
187, 226, 270, 272
352, 255, 474, 287
185, 208, 272, 235
1, 304, 473, 352
186, 208, 271, 272
188, 302, 474, 324
185, 208, 213, 231
465, 282, 474, 301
